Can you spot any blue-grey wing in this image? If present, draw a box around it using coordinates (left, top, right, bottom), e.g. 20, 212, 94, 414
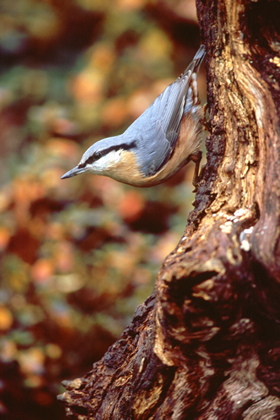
124, 45, 205, 176
124, 119, 172, 177
153, 44, 205, 147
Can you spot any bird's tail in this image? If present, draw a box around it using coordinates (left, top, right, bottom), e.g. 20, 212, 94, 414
183, 44, 206, 77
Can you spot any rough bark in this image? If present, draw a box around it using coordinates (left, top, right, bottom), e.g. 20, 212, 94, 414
58, 0, 280, 418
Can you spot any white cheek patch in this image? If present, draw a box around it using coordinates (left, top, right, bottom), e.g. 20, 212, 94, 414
104, 150, 122, 167
88, 150, 123, 174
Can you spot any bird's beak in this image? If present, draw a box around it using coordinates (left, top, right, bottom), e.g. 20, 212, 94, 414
61, 165, 87, 179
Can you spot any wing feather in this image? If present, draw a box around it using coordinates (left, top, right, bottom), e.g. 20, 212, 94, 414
124, 45, 205, 176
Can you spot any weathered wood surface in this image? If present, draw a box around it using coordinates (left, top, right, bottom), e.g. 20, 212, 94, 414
59, 0, 280, 418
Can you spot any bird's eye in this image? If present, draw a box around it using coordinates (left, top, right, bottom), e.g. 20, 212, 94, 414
94, 151, 102, 159
83, 151, 103, 166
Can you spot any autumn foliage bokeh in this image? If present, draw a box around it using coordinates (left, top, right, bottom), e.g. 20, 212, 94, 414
0, 0, 204, 418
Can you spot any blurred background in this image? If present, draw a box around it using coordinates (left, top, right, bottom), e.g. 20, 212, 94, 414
0, 0, 205, 418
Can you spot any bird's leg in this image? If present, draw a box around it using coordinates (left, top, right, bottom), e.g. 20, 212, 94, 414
190, 150, 202, 192
202, 103, 211, 132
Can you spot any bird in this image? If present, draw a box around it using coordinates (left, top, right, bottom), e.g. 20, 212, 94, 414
61, 45, 205, 189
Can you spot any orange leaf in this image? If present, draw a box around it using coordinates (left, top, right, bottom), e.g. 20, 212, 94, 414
0, 306, 13, 331
117, 191, 144, 222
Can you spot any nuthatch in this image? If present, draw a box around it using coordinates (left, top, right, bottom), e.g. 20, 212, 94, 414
61, 45, 205, 189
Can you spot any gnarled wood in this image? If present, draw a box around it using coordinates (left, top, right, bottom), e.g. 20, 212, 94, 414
59, 0, 280, 418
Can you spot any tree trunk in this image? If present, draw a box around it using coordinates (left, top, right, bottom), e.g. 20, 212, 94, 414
59, 0, 280, 418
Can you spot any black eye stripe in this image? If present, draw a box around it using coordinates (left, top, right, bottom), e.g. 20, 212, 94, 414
78, 141, 137, 168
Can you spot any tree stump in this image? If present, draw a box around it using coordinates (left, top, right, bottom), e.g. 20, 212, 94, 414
59, 0, 280, 418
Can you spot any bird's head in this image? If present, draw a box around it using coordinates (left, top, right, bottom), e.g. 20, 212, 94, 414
61, 136, 139, 182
